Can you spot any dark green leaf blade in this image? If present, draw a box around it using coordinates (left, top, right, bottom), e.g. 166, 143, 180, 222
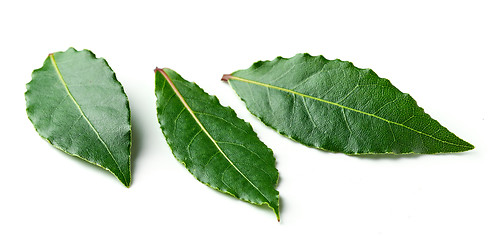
155, 68, 279, 220
223, 53, 473, 154
25, 48, 132, 186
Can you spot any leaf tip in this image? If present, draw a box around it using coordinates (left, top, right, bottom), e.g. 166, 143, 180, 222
465, 143, 475, 151
272, 204, 280, 222
274, 209, 280, 222
221, 74, 232, 82
120, 177, 131, 188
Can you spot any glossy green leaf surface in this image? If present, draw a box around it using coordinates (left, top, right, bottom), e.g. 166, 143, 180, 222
223, 53, 473, 154
25, 48, 132, 186
155, 68, 279, 220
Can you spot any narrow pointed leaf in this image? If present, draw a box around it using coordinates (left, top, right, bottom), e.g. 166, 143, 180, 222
25, 48, 132, 186
155, 68, 279, 220
223, 53, 474, 154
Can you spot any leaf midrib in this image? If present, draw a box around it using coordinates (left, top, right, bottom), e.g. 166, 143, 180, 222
49, 54, 127, 183
229, 75, 471, 149
157, 69, 271, 203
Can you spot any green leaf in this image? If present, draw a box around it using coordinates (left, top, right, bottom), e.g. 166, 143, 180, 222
222, 53, 474, 154
25, 48, 132, 187
155, 68, 280, 220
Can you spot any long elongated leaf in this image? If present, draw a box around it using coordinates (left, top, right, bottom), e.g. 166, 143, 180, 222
155, 68, 279, 220
222, 53, 473, 154
25, 48, 132, 186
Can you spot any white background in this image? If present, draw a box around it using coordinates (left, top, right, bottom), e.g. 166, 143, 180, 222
1, 0, 492, 239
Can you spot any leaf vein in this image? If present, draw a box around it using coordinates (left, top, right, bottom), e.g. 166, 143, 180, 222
341, 108, 352, 135
194, 111, 248, 134
302, 97, 317, 128
50, 54, 127, 184
229, 76, 470, 148
159, 69, 272, 203
292, 68, 324, 90
173, 107, 186, 133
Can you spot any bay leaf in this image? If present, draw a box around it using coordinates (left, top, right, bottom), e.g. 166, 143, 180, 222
25, 48, 132, 187
222, 53, 474, 154
155, 68, 280, 220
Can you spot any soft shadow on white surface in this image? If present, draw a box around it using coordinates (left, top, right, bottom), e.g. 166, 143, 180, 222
1, 0, 492, 239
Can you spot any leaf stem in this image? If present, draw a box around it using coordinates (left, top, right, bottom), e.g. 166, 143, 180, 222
221, 74, 232, 82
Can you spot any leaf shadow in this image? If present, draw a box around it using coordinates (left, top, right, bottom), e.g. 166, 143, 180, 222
205, 182, 283, 222
305, 146, 428, 161
130, 110, 143, 182
349, 151, 474, 161
351, 153, 424, 161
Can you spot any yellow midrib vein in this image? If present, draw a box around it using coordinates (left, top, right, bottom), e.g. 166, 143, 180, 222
228, 75, 470, 148
157, 69, 270, 201
49, 54, 127, 183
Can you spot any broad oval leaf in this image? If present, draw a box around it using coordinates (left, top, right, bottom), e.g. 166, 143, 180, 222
25, 48, 132, 187
155, 68, 279, 220
222, 53, 474, 154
